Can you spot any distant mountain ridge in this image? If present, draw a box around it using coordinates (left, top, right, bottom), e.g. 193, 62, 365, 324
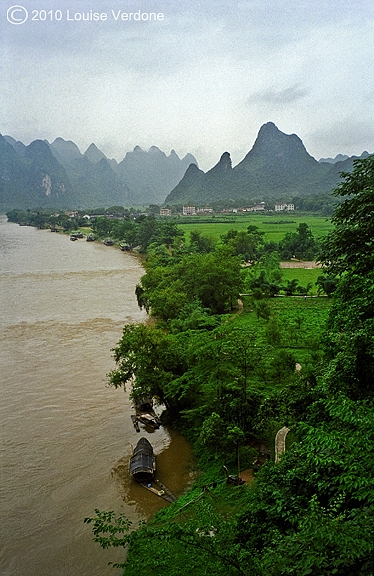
0, 135, 198, 210
0, 136, 73, 209
319, 153, 350, 164
1, 124, 371, 211
165, 122, 371, 205
116, 145, 197, 204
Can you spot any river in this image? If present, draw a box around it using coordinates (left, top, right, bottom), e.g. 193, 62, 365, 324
0, 216, 194, 576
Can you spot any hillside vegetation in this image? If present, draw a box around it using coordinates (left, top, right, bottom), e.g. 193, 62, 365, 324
84, 156, 374, 575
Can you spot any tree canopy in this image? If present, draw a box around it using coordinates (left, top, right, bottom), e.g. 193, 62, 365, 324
321, 155, 374, 276
87, 155, 374, 576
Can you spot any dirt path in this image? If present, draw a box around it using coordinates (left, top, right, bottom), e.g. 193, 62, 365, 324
280, 261, 321, 269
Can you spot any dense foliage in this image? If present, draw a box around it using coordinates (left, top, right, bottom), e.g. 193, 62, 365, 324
88, 156, 373, 574
6, 208, 89, 231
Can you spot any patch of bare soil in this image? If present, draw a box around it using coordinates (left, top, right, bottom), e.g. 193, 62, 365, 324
280, 261, 321, 269
239, 468, 255, 483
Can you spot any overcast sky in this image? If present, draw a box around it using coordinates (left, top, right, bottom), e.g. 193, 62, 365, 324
1, 0, 373, 170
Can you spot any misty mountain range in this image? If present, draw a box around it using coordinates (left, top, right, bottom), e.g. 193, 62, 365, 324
165, 123, 371, 205
0, 135, 197, 211
0, 123, 371, 211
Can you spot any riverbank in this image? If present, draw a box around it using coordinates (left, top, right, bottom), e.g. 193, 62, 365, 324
0, 218, 196, 576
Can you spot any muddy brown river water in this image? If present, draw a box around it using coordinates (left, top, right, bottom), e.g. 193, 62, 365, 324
0, 216, 194, 576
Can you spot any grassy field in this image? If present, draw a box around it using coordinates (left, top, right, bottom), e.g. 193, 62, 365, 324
177, 213, 333, 244
232, 294, 332, 365
280, 267, 323, 294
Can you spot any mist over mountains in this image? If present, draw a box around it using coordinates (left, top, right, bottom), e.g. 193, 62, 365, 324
0, 135, 197, 211
0, 123, 371, 211
165, 122, 371, 205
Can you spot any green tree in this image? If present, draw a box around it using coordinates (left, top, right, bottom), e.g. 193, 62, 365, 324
222, 225, 264, 261
85, 500, 251, 576
315, 274, 338, 297
279, 222, 318, 260
229, 230, 258, 261
157, 220, 185, 247
137, 214, 158, 251
108, 323, 184, 407
235, 396, 374, 575
320, 155, 374, 399
189, 230, 216, 253
137, 246, 243, 319
169, 301, 220, 333
283, 278, 299, 296
245, 251, 283, 297
321, 155, 374, 276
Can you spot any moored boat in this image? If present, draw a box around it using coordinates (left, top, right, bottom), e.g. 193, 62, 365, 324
129, 438, 177, 503
129, 437, 156, 483
134, 396, 161, 429
70, 231, 83, 240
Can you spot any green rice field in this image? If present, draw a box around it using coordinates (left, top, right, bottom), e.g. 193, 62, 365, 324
233, 294, 332, 364
177, 213, 333, 244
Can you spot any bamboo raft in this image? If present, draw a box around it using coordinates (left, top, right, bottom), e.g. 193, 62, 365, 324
140, 479, 177, 503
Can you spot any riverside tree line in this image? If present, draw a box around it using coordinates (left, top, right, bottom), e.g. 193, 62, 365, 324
45, 157, 374, 574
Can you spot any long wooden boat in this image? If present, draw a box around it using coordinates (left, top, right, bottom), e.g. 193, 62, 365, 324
129, 437, 156, 483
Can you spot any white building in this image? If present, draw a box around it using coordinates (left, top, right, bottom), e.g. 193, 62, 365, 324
196, 207, 213, 214
275, 203, 295, 211
183, 205, 196, 216
160, 208, 172, 216
252, 202, 266, 211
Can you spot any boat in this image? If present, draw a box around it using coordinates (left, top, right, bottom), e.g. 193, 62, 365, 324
103, 238, 114, 246
136, 413, 161, 428
135, 395, 154, 412
70, 232, 83, 240
129, 437, 156, 483
86, 234, 96, 242
129, 438, 177, 503
134, 396, 161, 429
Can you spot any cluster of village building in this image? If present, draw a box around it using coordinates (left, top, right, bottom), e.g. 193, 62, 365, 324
160, 202, 295, 217
63, 201, 295, 221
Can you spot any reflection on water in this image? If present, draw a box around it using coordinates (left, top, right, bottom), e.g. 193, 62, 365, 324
0, 217, 195, 576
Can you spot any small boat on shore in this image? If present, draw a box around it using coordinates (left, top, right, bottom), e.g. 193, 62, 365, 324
129, 437, 156, 483
134, 396, 161, 429
70, 232, 83, 240
129, 438, 177, 503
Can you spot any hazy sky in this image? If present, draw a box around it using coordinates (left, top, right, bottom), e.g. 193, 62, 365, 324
1, 0, 373, 170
